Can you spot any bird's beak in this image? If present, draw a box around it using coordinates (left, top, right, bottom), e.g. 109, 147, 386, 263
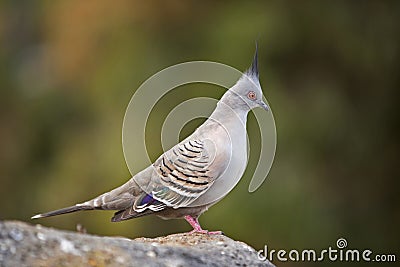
258, 100, 269, 111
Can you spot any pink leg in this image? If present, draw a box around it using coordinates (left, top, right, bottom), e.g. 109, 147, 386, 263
184, 215, 222, 235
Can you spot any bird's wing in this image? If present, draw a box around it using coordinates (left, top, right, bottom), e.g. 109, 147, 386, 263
138, 139, 220, 210
111, 137, 230, 222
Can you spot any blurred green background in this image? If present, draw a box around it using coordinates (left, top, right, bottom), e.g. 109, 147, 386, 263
0, 1, 399, 266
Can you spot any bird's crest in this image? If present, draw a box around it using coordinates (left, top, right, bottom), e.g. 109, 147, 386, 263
245, 42, 259, 79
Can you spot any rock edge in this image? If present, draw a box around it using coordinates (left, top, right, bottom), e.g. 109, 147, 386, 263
0, 220, 274, 267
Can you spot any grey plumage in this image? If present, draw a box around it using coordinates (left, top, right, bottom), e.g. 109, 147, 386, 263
32, 47, 269, 233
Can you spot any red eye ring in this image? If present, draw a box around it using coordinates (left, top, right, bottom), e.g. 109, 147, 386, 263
247, 91, 257, 100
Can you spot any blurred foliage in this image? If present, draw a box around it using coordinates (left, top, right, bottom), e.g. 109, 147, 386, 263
0, 1, 399, 266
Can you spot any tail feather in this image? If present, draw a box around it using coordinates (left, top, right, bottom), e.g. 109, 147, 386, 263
111, 207, 154, 222
31, 205, 93, 219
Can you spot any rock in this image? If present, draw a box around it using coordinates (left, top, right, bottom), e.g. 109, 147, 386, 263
0, 220, 275, 267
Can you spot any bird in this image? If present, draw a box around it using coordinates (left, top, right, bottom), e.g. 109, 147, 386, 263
31, 46, 269, 235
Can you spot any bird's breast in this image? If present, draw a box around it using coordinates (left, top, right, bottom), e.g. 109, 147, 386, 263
188, 118, 248, 207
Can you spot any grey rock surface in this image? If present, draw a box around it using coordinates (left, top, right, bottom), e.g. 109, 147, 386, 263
0, 220, 275, 267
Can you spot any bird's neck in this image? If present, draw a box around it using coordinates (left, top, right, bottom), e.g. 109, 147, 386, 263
210, 100, 249, 125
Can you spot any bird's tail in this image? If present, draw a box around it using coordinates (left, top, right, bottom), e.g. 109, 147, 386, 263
31, 204, 94, 219
31, 179, 138, 220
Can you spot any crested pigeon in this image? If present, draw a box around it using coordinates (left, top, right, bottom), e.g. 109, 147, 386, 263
32, 46, 269, 235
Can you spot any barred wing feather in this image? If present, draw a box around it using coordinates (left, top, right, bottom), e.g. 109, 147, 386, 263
150, 140, 216, 208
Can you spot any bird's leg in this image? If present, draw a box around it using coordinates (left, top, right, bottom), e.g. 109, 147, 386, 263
184, 215, 222, 235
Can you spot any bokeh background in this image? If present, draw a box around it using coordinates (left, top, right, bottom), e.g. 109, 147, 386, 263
1, 1, 399, 266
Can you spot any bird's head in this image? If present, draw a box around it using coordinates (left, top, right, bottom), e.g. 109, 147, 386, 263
221, 45, 269, 112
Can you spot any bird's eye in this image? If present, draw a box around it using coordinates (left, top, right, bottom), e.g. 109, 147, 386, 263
247, 91, 257, 100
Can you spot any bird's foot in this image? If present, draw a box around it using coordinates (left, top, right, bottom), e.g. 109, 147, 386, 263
184, 215, 223, 235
